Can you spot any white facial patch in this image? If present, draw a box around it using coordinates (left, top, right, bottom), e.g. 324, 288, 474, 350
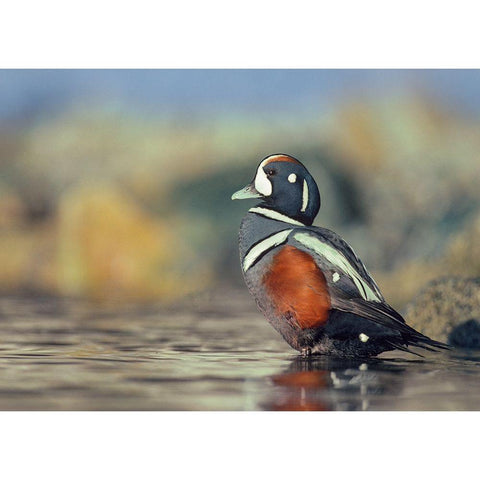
293, 232, 382, 302
301, 179, 309, 212
254, 159, 273, 196
243, 229, 293, 272
332, 272, 340, 283
288, 173, 297, 183
359, 333, 369, 343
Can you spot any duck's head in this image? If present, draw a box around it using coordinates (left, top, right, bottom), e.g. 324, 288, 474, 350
232, 154, 320, 225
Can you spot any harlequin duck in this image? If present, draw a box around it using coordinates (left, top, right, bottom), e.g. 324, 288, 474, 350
232, 153, 449, 357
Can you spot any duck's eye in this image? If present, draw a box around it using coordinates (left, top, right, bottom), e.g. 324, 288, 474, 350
266, 169, 276, 176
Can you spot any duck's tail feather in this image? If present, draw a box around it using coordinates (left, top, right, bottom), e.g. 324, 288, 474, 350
332, 291, 452, 355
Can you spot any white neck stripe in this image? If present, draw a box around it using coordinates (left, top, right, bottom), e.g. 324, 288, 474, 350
301, 179, 309, 213
249, 207, 305, 226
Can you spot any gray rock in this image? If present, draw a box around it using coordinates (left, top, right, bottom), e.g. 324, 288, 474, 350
405, 277, 480, 347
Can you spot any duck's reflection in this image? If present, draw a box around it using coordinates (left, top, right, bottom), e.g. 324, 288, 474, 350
266, 356, 406, 411
270, 368, 330, 411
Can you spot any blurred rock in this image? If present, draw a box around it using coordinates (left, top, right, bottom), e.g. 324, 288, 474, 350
372, 210, 480, 310
448, 319, 480, 349
404, 277, 480, 346
444, 213, 480, 277
327, 95, 480, 270
10, 104, 312, 213
57, 183, 212, 302
372, 261, 443, 310
0, 221, 57, 294
0, 190, 26, 228
1, 93, 480, 306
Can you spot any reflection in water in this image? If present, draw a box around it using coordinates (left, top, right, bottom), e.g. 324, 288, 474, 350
266, 357, 406, 411
271, 368, 330, 411
0, 294, 479, 410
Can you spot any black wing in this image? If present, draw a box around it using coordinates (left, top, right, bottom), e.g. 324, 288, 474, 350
331, 288, 449, 351
309, 225, 384, 301
291, 226, 450, 352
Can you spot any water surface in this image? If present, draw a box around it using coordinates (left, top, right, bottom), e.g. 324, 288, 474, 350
0, 292, 478, 410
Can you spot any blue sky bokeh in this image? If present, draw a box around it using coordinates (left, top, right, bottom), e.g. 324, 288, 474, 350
1, 69, 480, 121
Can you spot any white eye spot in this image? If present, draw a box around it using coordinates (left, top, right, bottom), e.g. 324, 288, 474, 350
359, 333, 369, 343
332, 272, 340, 283
359, 363, 368, 371
288, 173, 297, 183
254, 165, 272, 196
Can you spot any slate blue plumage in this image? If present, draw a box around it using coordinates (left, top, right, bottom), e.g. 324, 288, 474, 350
233, 154, 449, 357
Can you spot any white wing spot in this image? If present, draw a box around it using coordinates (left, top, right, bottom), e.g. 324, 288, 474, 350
332, 272, 340, 283
359, 333, 369, 343
288, 173, 297, 183
293, 232, 382, 302
330, 372, 341, 386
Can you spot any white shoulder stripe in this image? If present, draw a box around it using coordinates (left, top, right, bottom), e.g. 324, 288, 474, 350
243, 229, 293, 272
293, 232, 381, 302
249, 207, 305, 226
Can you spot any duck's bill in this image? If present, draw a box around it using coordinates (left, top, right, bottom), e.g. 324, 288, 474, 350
231, 183, 262, 200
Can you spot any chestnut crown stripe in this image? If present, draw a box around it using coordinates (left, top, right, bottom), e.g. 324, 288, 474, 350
254, 154, 301, 197
262, 154, 302, 166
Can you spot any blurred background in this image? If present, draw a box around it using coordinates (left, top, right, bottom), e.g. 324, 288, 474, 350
1, 69, 479, 309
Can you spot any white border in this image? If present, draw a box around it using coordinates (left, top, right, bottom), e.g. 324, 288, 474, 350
0, 412, 476, 479
2, 1, 480, 67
